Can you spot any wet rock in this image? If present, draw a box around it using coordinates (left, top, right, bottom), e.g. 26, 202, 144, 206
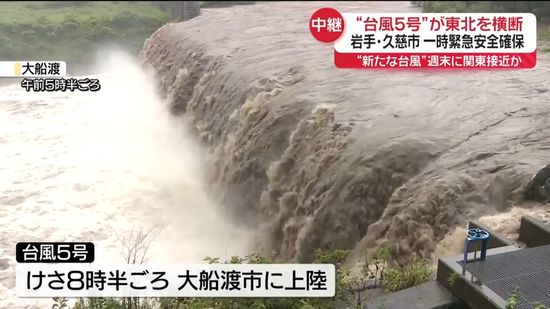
525, 164, 550, 203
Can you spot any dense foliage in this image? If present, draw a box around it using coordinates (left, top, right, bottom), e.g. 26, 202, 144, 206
0, 1, 171, 73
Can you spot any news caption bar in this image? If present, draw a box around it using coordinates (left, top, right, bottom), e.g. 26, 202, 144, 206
0, 61, 67, 77
15, 242, 335, 298
0, 61, 101, 91
16, 242, 95, 263
309, 10, 538, 69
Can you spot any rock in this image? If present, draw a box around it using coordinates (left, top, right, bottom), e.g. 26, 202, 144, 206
525, 164, 550, 202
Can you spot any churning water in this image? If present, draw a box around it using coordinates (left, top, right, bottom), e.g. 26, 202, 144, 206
0, 51, 253, 308
141, 0, 550, 265
3, 1, 550, 307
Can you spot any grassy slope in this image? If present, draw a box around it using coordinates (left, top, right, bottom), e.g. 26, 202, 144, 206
0, 1, 171, 73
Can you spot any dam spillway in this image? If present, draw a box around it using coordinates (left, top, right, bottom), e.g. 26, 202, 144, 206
141, 1, 550, 262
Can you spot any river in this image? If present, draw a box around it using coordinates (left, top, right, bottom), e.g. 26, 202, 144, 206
141, 0, 550, 264
1, 1, 550, 308
0, 52, 252, 308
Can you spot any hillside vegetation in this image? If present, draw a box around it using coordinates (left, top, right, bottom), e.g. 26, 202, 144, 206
0, 1, 171, 73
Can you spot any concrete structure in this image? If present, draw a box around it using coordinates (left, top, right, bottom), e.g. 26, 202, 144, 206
365, 281, 463, 309
367, 216, 550, 309
519, 216, 550, 247
182, 1, 201, 21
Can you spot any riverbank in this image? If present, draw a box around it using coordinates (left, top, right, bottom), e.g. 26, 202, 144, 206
0, 1, 171, 74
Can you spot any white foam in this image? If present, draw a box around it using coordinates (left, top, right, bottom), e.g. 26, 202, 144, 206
0, 51, 253, 308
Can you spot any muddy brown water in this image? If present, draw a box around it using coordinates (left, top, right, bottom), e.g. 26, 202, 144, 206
0, 2, 550, 308
2, 3, 549, 307
142, 0, 550, 264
